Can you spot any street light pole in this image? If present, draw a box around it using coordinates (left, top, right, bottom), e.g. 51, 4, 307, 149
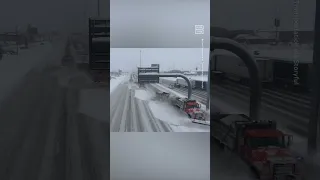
140, 49, 142, 67
97, 0, 100, 16
308, 0, 320, 154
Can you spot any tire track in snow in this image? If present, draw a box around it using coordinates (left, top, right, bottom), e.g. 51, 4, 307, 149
157, 118, 172, 132
125, 89, 133, 132
134, 99, 145, 132
130, 89, 138, 131
110, 85, 126, 119
112, 82, 174, 132
110, 85, 128, 131
142, 101, 163, 132
135, 99, 156, 132
118, 87, 130, 132
142, 101, 172, 132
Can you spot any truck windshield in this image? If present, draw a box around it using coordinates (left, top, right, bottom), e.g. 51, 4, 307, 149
248, 137, 285, 148
186, 104, 197, 108
186, 102, 198, 109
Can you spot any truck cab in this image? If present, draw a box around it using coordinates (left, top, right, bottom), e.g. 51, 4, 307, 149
173, 98, 204, 120
235, 121, 300, 180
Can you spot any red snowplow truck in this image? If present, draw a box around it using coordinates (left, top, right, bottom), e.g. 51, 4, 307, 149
210, 37, 302, 180
171, 97, 207, 123
212, 114, 302, 179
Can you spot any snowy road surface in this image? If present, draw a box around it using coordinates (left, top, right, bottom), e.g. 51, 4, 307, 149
110, 75, 128, 93
0, 39, 66, 109
110, 82, 173, 132
110, 79, 210, 132
0, 39, 109, 179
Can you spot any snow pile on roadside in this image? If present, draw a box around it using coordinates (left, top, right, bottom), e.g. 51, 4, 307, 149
186, 75, 208, 82
134, 89, 154, 101
149, 101, 209, 132
160, 77, 177, 82
110, 75, 128, 93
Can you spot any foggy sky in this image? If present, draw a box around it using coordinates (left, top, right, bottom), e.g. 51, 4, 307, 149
110, 48, 210, 72
0, 0, 109, 33
110, 0, 210, 48
211, 0, 316, 30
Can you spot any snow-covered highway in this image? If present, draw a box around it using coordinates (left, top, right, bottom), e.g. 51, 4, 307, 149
110, 76, 210, 132
0, 37, 109, 180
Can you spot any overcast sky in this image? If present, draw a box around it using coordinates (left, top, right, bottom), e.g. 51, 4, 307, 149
211, 0, 316, 30
1, 0, 316, 35
111, 48, 209, 72
110, 0, 210, 48
0, 0, 109, 33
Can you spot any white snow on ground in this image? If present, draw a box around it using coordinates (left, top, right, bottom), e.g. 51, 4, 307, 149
186, 75, 208, 81
110, 75, 128, 93
160, 77, 177, 82
149, 101, 209, 132
78, 88, 109, 122
0, 39, 66, 108
134, 89, 154, 101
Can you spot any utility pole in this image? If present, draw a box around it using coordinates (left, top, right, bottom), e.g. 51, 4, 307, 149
140, 49, 142, 67
308, 0, 320, 155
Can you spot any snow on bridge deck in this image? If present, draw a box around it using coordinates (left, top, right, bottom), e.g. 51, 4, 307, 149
139, 73, 208, 82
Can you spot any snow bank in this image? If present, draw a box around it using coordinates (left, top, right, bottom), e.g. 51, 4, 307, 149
160, 77, 177, 82
110, 75, 128, 93
0, 39, 66, 108
134, 89, 154, 100
149, 101, 209, 132
186, 75, 208, 82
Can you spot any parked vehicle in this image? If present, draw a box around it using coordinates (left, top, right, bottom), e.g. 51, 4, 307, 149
211, 52, 274, 83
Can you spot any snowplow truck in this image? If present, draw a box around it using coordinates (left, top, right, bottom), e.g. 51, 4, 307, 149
170, 96, 205, 121
155, 90, 170, 101
211, 114, 302, 180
